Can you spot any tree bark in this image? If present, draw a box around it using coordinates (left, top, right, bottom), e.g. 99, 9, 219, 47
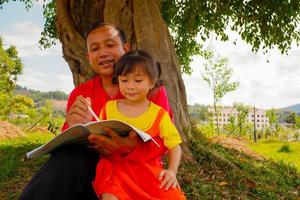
56, 0, 190, 155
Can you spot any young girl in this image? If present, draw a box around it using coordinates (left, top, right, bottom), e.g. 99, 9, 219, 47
92, 49, 186, 200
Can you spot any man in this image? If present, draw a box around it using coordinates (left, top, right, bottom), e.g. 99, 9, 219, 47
19, 23, 172, 200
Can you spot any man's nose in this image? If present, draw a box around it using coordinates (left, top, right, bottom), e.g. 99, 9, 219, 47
98, 48, 109, 58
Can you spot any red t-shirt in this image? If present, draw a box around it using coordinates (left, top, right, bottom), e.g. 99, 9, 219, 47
62, 76, 172, 131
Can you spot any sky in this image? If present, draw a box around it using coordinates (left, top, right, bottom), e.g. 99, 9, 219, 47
0, 2, 299, 109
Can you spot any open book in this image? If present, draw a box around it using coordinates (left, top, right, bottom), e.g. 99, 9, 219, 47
26, 120, 159, 159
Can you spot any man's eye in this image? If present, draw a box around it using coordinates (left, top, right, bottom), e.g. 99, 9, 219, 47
107, 44, 114, 48
91, 47, 98, 51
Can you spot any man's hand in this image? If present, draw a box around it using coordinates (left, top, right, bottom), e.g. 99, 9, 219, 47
158, 169, 180, 190
88, 127, 138, 155
65, 96, 93, 127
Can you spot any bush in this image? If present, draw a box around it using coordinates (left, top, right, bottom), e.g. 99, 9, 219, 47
277, 144, 292, 153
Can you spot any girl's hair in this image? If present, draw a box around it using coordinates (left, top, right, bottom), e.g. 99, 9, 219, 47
114, 49, 163, 88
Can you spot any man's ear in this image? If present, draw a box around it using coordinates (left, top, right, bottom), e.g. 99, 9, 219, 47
123, 43, 130, 53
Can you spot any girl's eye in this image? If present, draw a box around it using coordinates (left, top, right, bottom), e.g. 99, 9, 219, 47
107, 43, 114, 48
135, 80, 143, 83
120, 79, 128, 83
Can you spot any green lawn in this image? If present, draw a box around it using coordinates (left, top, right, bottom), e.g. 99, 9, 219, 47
1, 131, 300, 199
248, 139, 300, 171
0, 132, 54, 200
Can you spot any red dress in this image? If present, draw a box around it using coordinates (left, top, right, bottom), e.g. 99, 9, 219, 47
93, 108, 186, 200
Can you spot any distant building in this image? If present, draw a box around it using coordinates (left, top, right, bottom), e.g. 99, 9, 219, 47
208, 106, 269, 130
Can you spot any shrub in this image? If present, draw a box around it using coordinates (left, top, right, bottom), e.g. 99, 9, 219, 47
277, 144, 292, 153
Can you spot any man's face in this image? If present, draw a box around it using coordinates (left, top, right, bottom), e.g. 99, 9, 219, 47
86, 26, 130, 77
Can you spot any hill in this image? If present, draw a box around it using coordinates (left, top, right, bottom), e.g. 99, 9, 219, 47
14, 85, 68, 112
14, 85, 68, 102
281, 103, 300, 114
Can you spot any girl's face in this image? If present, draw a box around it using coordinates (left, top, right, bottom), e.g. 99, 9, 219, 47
118, 65, 154, 104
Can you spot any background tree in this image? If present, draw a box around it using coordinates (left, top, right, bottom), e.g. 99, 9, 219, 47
224, 115, 236, 135
188, 103, 208, 123
295, 115, 300, 129
266, 108, 278, 134
7, 95, 35, 119
285, 112, 297, 125
234, 103, 250, 137
1, 0, 300, 153
0, 37, 23, 94
0, 37, 25, 120
202, 51, 239, 135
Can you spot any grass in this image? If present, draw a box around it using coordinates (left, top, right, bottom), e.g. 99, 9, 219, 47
1, 130, 300, 199
0, 132, 53, 200
179, 129, 300, 199
248, 139, 300, 170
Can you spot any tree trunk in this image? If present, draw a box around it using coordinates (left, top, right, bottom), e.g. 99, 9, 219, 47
55, 0, 191, 155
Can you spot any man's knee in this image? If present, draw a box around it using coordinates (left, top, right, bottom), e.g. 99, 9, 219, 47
49, 145, 99, 177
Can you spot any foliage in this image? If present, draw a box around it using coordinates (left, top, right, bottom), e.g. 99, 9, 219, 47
0, 0, 33, 10
2, 1, 300, 73
278, 144, 292, 153
202, 51, 239, 134
39, 0, 57, 49
46, 113, 65, 135
188, 103, 209, 122
285, 111, 297, 125
0, 94, 36, 122
15, 85, 68, 102
296, 116, 300, 129
234, 103, 250, 136
266, 108, 278, 131
224, 115, 236, 134
196, 123, 216, 138
0, 37, 23, 94
162, 0, 300, 72
202, 51, 240, 104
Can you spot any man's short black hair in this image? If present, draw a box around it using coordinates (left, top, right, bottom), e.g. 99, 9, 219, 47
84, 22, 127, 44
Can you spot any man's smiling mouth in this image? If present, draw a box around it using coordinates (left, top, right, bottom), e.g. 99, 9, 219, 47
99, 60, 114, 65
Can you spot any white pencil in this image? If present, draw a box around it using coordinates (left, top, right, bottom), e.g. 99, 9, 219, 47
88, 106, 100, 121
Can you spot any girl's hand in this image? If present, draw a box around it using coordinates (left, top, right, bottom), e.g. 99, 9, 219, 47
158, 169, 180, 190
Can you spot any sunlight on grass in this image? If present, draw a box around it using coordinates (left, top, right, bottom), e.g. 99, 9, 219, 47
0, 131, 54, 200
248, 139, 300, 171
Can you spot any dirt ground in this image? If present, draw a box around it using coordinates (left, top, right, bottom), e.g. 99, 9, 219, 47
0, 121, 25, 140
211, 136, 265, 160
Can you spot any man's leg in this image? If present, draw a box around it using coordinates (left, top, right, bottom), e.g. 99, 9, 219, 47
19, 145, 99, 200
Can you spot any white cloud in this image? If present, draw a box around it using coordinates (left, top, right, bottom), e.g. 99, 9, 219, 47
2, 21, 61, 57
184, 35, 300, 109
17, 68, 73, 94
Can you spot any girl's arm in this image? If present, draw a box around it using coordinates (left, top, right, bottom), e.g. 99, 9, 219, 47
167, 145, 182, 174
158, 145, 182, 190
